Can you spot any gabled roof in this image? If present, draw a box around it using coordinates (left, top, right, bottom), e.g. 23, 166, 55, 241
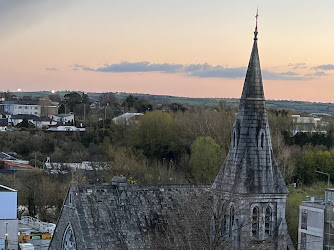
55, 113, 74, 118
213, 25, 288, 194
0, 184, 17, 192
11, 114, 40, 120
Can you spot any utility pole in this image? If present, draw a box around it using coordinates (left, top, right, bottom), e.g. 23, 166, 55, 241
83, 103, 86, 120
5, 221, 8, 250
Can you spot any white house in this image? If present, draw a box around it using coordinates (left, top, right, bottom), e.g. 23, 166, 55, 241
0, 101, 41, 117
47, 126, 85, 132
0, 185, 18, 250
50, 113, 75, 124
0, 101, 58, 118
9, 115, 57, 128
291, 114, 328, 135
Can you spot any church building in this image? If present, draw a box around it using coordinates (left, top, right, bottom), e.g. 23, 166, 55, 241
49, 17, 294, 250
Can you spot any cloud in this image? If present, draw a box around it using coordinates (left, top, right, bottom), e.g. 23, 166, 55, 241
73, 62, 312, 81
280, 71, 299, 76
262, 70, 308, 81
305, 71, 326, 77
288, 63, 308, 70
0, 0, 73, 37
45, 67, 57, 71
313, 64, 334, 71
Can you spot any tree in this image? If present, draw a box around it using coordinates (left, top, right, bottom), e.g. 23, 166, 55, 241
189, 136, 224, 184
122, 95, 137, 110
64, 92, 82, 112
16, 118, 34, 129
130, 111, 183, 159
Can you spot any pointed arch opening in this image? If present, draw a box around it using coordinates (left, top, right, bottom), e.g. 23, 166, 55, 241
233, 131, 236, 148
261, 133, 264, 149
62, 223, 77, 250
252, 206, 259, 238
265, 206, 274, 237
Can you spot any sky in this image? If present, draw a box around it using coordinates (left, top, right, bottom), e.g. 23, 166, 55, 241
1, 0, 334, 102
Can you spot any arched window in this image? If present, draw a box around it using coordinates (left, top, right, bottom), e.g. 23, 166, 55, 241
265, 206, 273, 237
62, 224, 76, 250
261, 133, 264, 148
229, 205, 235, 237
252, 206, 259, 238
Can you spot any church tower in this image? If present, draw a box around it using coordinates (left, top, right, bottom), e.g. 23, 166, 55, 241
213, 11, 292, 249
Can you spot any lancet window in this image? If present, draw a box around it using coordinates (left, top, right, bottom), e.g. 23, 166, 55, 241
265, 206, 273, 236
252, 206, 259, 238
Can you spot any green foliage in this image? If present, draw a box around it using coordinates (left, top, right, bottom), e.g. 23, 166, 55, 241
189, 136, 224, 184
130, 111, 182, 159
295, 148, 334, 185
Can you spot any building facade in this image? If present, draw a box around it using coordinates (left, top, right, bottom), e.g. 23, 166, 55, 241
0, 100, 58, 118
0, 185, 18, 250
298, 199, 325, 250
49, 21, 293, 250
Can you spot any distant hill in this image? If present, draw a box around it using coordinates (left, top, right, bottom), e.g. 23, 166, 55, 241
9, 91, 334, 116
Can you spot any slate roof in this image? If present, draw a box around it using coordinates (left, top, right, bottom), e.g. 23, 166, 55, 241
11, 114, 40, 120
213, 26, 288, 194
0, 100, 39, 105
50, 183, 213, 249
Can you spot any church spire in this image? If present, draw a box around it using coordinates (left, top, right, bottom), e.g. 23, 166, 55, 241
213, 14, 288, 194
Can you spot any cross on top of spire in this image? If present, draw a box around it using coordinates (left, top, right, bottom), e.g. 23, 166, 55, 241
254, 8, 259, 40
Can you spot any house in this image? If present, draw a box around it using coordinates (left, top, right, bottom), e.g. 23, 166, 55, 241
9, 114, 57, 128
49, 20, 294, 250
291, 114, 328, 135
51, 113, 75, 125
112, 112, 143, 125
47, 126, 85, 132
0, 185, 18, 250
0, 100, 58, 118
0, 159, 34, 173
0, 101, 41, 117
0, 152, 34, 173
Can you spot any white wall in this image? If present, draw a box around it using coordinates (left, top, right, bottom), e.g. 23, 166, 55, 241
0, 191, 17, 219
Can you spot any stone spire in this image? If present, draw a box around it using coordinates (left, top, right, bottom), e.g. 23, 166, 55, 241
213, 15, 288, 194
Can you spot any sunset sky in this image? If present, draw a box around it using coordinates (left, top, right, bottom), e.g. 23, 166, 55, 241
1, 0, 334, 102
